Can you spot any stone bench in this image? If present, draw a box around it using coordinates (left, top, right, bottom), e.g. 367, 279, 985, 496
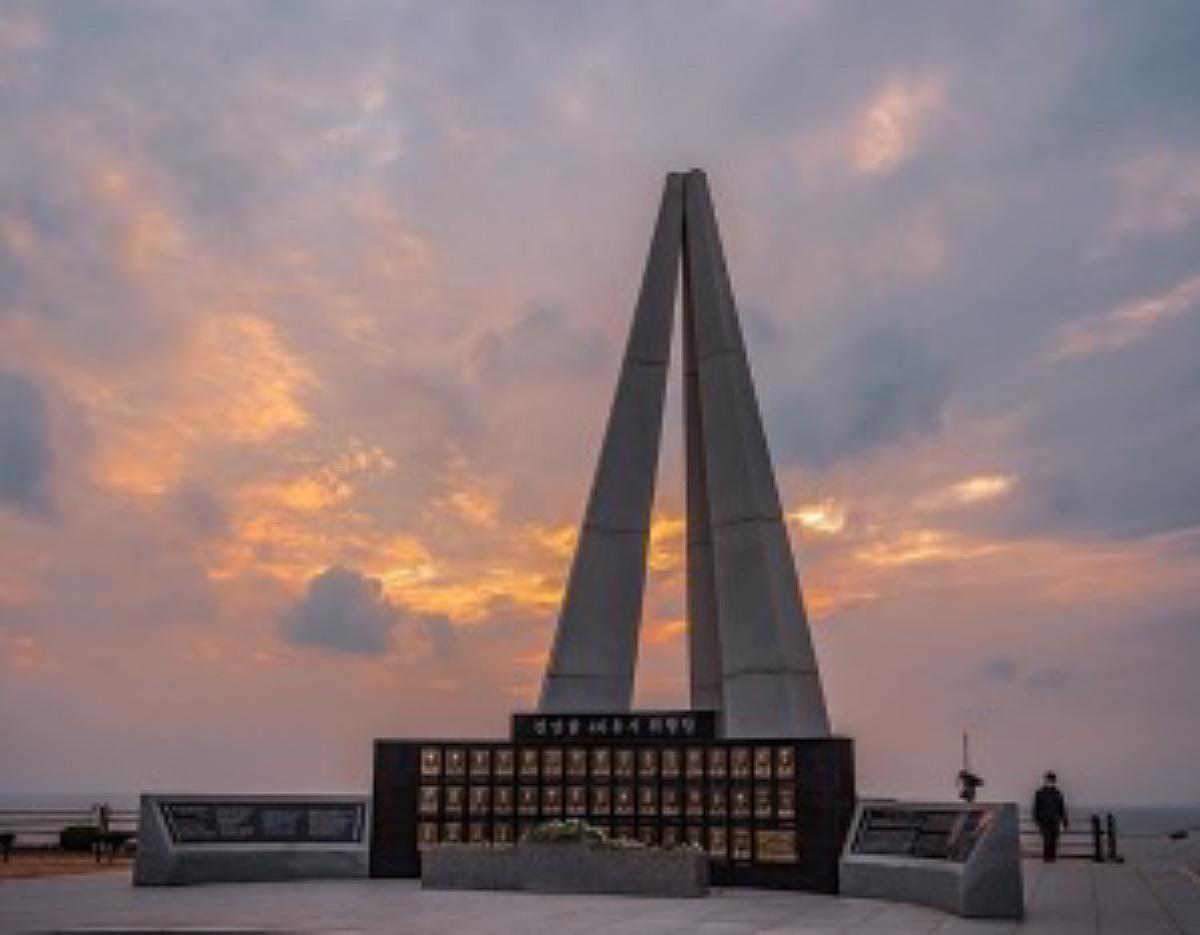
422, 840, 709, 897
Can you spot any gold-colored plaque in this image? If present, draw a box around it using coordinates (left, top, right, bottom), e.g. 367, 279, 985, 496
661, 785, 681, 816
566, 786, 587, 816
731, 746, 752, 779
754, 784, 773, 818
418, 786, 439, 816
776, 745, 796, 779
662, 748, 681, 778
708, 747, 727, 779
442, 822, 463, 843
732, 827, 752, 861
709, 787, 727, 817
708, 826, 728, 858
494, 787, 514, 815
615, 749, 635, 779
566, 748, 588, 778
756, 829, 798, 864
731, 787, 751, 818
685, 748, 704, 778
638, 748, 659, 777
494, 823, 513, 844
685, 785, 704, 817
542, 748, 563, 779
591, 748, 611, 778
542, 786, 563, 814
614, 786, 635, 816
638, 786, 658, 815
469, 786, 490, 816
754, 746, 772, 779
495, 749, 515, 778
591, 786, 611, 814
444, 786, 465, 815
519, 749, 539, 779
518, 787, 538, 815
777, 786, 796, 819
446, 748, 467, 778
417, 822, 438, 849
469, 748, 491, 778
420, 748, 441, 778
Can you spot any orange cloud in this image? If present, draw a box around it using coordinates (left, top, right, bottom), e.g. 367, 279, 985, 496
788, 498, 848, 534
918, 474, 1016, 510
644, 618, 687, 645
90, 315, 313, 495
648, 515, 685, 572
1049, 272, 1200, 360
855, 528, 1008, 567
852, 77, 944, 175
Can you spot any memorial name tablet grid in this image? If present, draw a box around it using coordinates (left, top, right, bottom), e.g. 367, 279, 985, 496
373, 735, 854, 891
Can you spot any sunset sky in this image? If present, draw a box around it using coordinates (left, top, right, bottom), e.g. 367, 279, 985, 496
2, 1, 1198, 806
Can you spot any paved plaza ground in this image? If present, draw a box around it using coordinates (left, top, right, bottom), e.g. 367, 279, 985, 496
2, 839, 1197, 934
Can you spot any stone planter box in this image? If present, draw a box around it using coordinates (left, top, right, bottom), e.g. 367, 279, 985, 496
422, 841, 709, 897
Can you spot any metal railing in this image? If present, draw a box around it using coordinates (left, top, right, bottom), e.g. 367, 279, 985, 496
0, 805, 138, 858
1019, 812, 1123, 863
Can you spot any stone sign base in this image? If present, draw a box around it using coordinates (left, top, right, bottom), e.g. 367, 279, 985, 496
839, 801, 1024, 919
422, 841, 709, 897
134, 794, 369, 886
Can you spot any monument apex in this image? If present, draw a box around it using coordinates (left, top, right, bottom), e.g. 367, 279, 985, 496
538, 170, 830, 739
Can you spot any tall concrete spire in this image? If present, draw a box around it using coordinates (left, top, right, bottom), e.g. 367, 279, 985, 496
538, 173, 684, 713
681, 170, 829, 737
538, 170, 830, 738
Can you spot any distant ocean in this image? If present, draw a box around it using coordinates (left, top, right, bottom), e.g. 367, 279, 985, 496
2, 793, 1198, 838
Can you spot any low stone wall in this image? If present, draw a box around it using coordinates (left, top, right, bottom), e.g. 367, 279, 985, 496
134, 794, 369, 886
422, 841, 709, 897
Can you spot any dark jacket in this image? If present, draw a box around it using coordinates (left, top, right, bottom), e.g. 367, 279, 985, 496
1033, 784, 1068, 828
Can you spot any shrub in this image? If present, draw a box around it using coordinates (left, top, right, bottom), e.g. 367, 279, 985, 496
59, 825, 99, 852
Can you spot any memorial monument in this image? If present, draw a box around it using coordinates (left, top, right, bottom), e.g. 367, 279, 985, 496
371, 170, 856, 892
540, 170, 829, 739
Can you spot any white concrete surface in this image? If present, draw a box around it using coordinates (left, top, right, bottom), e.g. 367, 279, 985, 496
4, 840, 1197, 934
682, 169, 828, 739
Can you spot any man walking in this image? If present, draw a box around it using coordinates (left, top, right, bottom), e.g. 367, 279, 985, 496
1033, 772, 1069, 861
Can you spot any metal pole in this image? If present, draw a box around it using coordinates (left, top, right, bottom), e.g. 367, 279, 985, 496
1090, 814, 1104, 862
1106, 813, 1123, 863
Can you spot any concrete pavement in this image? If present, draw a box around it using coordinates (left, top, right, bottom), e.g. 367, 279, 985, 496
2, 839, 1196, 933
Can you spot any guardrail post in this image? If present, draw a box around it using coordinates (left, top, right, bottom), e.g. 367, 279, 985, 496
1105, 813, 1123, 863
1090, 814, 1104, 862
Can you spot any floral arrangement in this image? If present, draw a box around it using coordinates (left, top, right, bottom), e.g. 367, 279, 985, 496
520, 819, 703, 852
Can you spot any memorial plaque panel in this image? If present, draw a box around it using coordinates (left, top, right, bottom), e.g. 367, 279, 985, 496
469, 748, 491, 778
777, 747, 796, 779
371, 736, 855, 893
259, 808, 303, 839
757, 829, 798, 864
851, 806, 992, 862
567, 748, 588, 778
161, 801, 364, 845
